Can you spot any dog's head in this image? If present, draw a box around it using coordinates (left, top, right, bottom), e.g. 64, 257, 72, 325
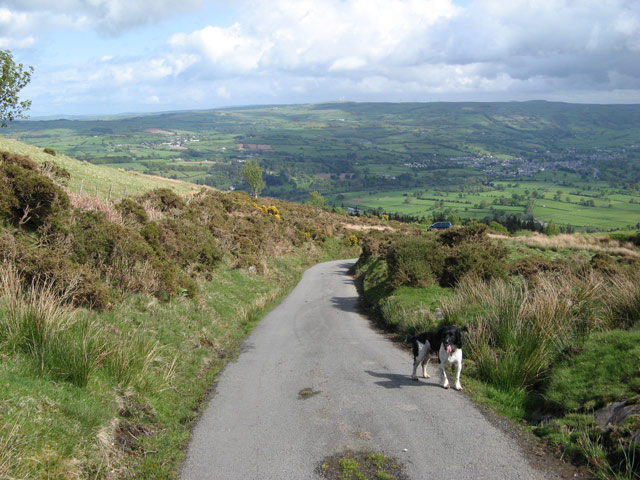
440, 326, 462, 354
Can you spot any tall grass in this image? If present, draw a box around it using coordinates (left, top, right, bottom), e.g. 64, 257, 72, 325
0, 262, 100, 386
379, 296, 438, 335
0, 418, 25, 479
0, 262, 166, 389
445, 268, 638, 393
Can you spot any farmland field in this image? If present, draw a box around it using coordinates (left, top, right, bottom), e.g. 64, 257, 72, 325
3, 101, 640, 230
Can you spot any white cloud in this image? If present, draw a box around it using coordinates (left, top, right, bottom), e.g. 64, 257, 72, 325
216, 86, 230, 98
0, 0, 206, 45
169, 23, 271, 73
12, 0, 640, 115
329, 57, 367, 72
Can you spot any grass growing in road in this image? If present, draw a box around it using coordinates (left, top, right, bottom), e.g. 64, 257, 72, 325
317, 451, 408, 480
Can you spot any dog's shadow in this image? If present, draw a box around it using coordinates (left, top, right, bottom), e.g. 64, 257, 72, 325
365, 370, 443, 389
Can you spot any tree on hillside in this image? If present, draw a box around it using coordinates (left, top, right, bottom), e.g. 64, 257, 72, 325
308, 190, 327, 209
242, 160, 265, 198
0, 50, 33, 127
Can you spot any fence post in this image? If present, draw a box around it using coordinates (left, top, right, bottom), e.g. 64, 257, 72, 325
79, 178, 84, 195
95, 185, 98, 199
108, 184, 113, 203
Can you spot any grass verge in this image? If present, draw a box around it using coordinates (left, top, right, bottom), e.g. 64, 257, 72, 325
353, 236, 640, 480
0, 240, 359, 479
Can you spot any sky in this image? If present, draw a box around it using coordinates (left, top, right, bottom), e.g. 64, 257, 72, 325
1, 0, 640, 117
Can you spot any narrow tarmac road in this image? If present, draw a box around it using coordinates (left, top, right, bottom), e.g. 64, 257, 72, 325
181, 259, 549, 480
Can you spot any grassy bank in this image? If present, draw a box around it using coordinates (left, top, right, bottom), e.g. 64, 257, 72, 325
353, 225, 640, 479
0, 144, 372, 478
0, 239, 359, 479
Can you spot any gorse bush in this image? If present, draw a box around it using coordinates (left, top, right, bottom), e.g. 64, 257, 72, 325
0, 151, 69, 228
386, 236, 444, 287
370, 223, 508, 290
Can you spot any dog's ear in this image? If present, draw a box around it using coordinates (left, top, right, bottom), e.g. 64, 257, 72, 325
455, 329, 462, 348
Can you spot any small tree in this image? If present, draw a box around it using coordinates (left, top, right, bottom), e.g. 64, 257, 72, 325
307, 190, 327, 209
1, 50, 33, 127
242, 160, 265, 198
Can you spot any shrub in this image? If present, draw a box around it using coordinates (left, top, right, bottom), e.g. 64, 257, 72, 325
43, 148, 56, 156
145, 188, 185, 211
386, 237, 445, 288
0, 161, 69, 228
440, 241, 507, 287
115, 198, 149, 225
589, 252, 624, 276
40, 161, 70, 184
488, 221, 509, 234
0, 151, 38, 170
19, 247, 112, 309
437, 222, 489, 247
507, 256, 569, 281
155, 217, 222, 271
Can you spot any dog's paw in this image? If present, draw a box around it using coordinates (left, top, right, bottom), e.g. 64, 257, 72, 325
423, 374, 430, 379
443, 383, 450, 389
411, 376, 419, 381
454, 384, 463, 391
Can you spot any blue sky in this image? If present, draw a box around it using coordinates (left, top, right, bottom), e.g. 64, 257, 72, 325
1, 0, 639, 117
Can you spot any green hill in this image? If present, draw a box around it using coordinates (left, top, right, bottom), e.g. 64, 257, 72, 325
4, 101, 640, 230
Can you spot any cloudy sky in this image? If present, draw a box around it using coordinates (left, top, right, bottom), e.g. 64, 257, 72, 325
1, 0, 639, 117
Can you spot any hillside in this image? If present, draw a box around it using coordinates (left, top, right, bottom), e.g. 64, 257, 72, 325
4, 101, 640, 230
0, 136, 199, 202
0, 138, 395, 479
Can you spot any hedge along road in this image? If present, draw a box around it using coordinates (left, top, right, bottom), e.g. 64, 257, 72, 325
180, 259, 550, 480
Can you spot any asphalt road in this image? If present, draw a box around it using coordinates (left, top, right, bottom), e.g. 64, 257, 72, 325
180, 259, 549, 480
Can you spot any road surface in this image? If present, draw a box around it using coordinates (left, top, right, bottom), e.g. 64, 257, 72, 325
181, 259, 550, 480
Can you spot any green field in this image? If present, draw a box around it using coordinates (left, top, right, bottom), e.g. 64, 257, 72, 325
4, 101, 640, 230
329, 179, 640, 231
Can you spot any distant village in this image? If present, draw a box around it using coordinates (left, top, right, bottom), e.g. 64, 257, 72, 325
404, 149, 622, 178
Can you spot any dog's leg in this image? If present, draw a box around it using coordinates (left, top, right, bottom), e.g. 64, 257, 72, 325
440, 363, 450, 389
439, 347, 450, 389
422, 356, 431, 379
453, 351, 463, 391
412, 342, 429, 380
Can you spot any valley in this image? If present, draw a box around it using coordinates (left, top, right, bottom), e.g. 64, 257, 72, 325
3, 101, 640, 231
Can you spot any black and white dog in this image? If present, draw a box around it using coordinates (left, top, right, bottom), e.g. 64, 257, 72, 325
407, 325, 463, 390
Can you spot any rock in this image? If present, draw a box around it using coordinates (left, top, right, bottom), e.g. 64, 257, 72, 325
594, 396, 640, 430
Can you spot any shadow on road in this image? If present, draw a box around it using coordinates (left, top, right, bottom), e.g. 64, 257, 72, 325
330, 295, 359, 313
365, 370, 443, 389
336, 261, 357, 273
